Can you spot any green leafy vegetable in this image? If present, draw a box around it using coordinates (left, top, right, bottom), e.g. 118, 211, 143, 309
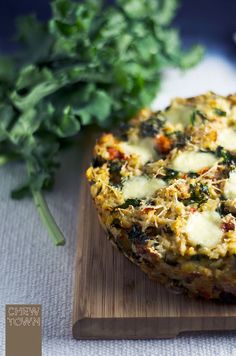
216, 146, 236, 165
118, 198, 141, 209
164, 168, 179, 180
190, 111, 196, 126
109, 160, 123, 185
128, 224, 148, 244
214, 108, 227, 116
140, 115, 165, 137
190, 109, 208, 126
112, 218, 121, 228
183, 183, 209, 206
168, 130, 188, 147
188, 172, 199, 178
0, 0, 203, 245
217, 202, 229, 217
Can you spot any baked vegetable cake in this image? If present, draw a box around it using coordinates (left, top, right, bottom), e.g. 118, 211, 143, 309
86, 92, 236, 302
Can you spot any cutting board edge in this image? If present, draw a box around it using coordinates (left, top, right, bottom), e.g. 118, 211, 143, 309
72, 315, 236, 340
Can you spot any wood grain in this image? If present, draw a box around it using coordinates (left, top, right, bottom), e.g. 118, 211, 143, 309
73, 146, 236, 340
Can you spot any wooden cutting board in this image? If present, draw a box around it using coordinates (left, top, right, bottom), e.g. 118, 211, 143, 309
72, 144, 236, 340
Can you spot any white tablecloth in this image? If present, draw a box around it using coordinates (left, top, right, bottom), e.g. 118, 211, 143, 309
1, 52, 236, 355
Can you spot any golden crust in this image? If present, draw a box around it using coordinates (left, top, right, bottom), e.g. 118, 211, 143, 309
87, 92, 236, 302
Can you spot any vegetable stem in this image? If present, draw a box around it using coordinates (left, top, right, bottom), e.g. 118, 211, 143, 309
32, 190, 66, 246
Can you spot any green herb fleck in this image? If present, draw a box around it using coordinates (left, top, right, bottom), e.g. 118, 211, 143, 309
216, 202, 229, 217
216, 146, 236, 165
109, 160, 123, 185
168, 131, 188, 147
214, 108, 227, 116
128, 224, 148, 244
190, 253, 206, 261
190, 111, 196, 126
118, 198, 141, 209
164, 168, 179, 180
140, 116, 165, 137
190, 110, 208, 126
118, 122, 133, 140
183, 183, 209, 206
112, 218, 121, 228
92, 156, 106, 168
188, 172, 199, 178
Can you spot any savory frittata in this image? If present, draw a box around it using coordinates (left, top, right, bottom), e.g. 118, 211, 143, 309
86, 92, 236, 302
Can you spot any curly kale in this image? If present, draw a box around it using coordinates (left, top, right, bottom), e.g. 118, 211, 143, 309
0, 0, 203, 244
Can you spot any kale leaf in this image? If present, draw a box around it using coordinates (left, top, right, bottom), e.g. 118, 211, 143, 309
140, 115, 165, 137
0, 0, 203, 245
183, 183, 209, 206
216, 146, 236, 165
118, 198, 141, 209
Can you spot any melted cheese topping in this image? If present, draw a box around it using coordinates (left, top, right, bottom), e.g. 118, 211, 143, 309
185, 211, 223, 249
230, 106, 236, 123
120, 138, 157, 165
217, 128, 236, 151
171, 151, 218, 173
224, 171, 236, 200
122, 176, 166, 200
164, 104, 194, 127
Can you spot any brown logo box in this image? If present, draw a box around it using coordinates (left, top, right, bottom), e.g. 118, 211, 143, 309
5, 305, 42, 356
